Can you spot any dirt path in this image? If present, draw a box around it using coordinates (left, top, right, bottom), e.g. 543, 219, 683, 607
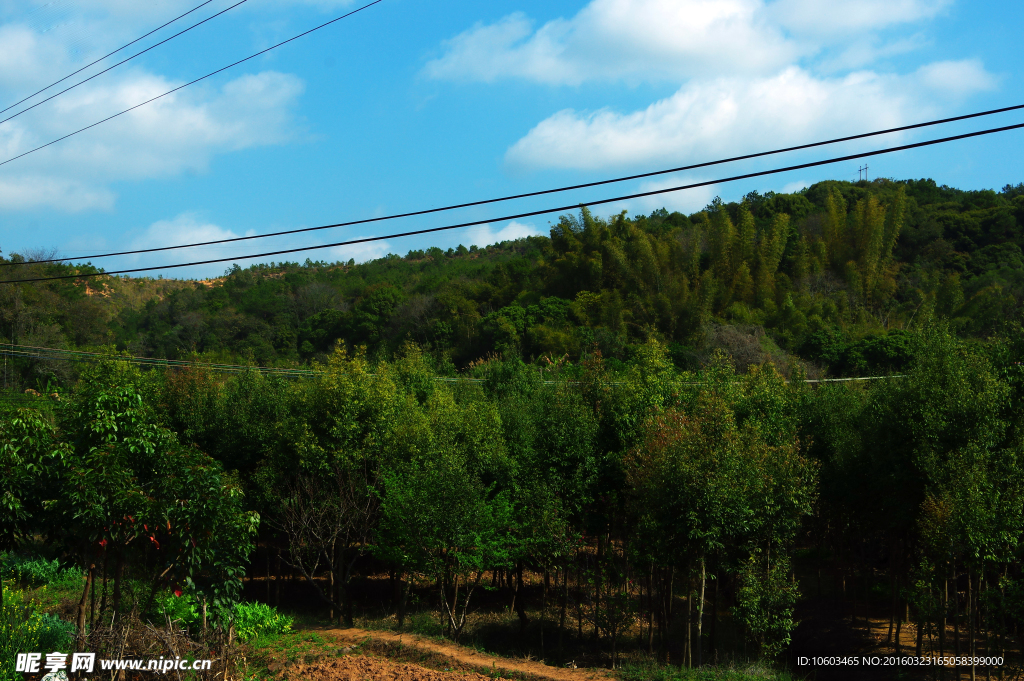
311, 626, 615, 681
279, 655, 493, 681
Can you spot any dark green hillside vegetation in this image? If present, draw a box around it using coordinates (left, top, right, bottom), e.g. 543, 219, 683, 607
2, 178, 1024, 386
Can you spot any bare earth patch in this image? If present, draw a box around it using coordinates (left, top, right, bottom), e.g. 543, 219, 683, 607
281, 655, 492, 681
309, 626, 615, 681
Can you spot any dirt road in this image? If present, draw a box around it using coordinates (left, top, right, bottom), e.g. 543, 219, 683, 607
311, 626, 615, 681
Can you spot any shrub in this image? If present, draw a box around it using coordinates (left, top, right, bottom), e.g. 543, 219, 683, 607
34, 613, 76, 653
154, 593, 292, 642
155, 591, 200, 627
0, 589, 76, 681
0, 555, 82, 589
232, 602, 292, 643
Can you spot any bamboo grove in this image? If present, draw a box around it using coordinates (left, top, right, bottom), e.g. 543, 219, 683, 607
2, 179, 1023, 380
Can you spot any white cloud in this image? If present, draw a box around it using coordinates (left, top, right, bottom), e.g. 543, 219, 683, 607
424, 0, 958, 86
0, 69, 304, 211
769, 0, 952, 36
425, 0, 797, 86
466, 220, 540, 247
915, 58, 998, 97
505, 63, 990, 171
325, 239, 391, 264
428, 0, 994, 176
0, 0, 329, 213
0, 175, 113, 211
129, 213, 247, 266
780, 179, 810, 194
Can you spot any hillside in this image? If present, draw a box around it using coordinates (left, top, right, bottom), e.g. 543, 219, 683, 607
2, 177, 1023, 388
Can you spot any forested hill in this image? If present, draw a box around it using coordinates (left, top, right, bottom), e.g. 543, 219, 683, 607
3, 177, 1024, 385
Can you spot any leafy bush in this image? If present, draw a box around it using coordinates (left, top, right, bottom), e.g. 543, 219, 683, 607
232, 602, 292, 643
0, 555, 81, 589
155, 591, 200, 627
154, 593, 292, 642
0, 589, 75, 681
34, 613, 76, 653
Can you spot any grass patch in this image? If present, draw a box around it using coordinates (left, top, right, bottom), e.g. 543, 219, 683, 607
618, 662, 795, 681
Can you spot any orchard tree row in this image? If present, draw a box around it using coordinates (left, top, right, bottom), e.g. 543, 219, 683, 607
4, 323, 1024, 670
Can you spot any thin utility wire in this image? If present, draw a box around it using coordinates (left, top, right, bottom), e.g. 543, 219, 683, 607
4, 341, 311, 372
0, 343, 906, 386
0, 0, 217, 118
0, 0, 385, 170
5, 103, 1024, 267
0, 0, 253, 129
0, 345, 316, 376
4, 120, 1023, 284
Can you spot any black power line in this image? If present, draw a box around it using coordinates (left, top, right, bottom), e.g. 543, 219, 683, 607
0, 0, 216, 118
0, 0, 253, 129
4, 119, 1022, 285
0, 0, 385, 170
0, 342, 904, 385
5, 103, 1024, 268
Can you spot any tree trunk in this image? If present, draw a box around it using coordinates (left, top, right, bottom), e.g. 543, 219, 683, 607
940, 573, 947, 681
888, 538, 898, 645
111, 552, 125, 622
266, 545, 272, 602
915, 601, 924, 657
274, 549, 282, 607
710, 571, 719, 664
559, 567, 567, 665
969, 569, 975, 681
697, 556, 706, 668
328, 551, 335, 623
647, 563, 655, 655
685, 573, 692, 668
76, 561, 96, 645
397, 573, 409, 629
954, 564, 961, 681
594, 535, 603, 642
515, 565, 529, 634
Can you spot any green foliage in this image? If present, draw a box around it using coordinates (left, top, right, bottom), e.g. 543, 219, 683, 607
153, 592, 292, 640
7, 177, 1022, 378
0, 589, 75, 681
232, 601, 293, 642
7, 179, 1024, 671
0, 555, 81, 589
155, 590, 200, 626
734, 552, 798, 659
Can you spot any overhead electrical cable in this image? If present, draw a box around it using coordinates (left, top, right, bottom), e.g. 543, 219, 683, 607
0, 343, 315, 376
5, 103, 1024, 267
0, 0, 384, 170
0, 0, 217, 118
4, 120, 1022, 285
0, 342, 905, 385
0, 0, 253, 128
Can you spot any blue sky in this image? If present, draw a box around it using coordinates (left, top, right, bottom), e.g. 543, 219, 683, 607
0, 0, 1021, 278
